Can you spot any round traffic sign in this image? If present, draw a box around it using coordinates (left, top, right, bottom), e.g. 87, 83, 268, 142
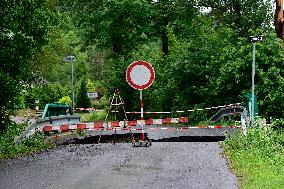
126, 60, 155, 90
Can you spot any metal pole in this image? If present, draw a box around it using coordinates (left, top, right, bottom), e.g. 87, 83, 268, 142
140, 90, 144, 141
71, 60, 75, 115
251, 42, 256, 128
140, 90, 143, 120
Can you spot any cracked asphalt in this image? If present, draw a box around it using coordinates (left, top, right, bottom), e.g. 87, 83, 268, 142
0, 142, 238, 189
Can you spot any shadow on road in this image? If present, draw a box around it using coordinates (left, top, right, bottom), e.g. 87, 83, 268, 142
60, 133, 226, 145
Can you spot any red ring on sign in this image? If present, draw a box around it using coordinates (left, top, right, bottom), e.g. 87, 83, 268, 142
126, 60, 155, 90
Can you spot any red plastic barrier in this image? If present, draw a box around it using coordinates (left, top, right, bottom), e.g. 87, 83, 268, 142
127, 121, 137, 126
145, 119, 153, 125
179, 117, 188, 123
111, 122, 120, 127
43, 125, 53, 132
60, 124, 69, 132
94, 122, 104, 128
77, 123, 86, 130
162, 118, 171, 124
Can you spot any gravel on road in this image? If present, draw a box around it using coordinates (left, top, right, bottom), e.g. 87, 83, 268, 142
0, 142, 238, 189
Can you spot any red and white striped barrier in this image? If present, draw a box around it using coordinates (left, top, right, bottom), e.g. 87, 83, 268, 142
40, 118, 242, 135
42, 117, 188, 133
43, 124, 240, 133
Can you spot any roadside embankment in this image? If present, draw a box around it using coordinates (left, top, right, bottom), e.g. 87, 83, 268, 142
222, 122, 284, 189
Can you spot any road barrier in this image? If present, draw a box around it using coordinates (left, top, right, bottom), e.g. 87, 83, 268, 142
14, 115, 80, 144
40, 117, 189, 133
15, 102, 245, 142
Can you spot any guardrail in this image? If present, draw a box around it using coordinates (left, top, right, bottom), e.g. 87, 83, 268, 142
14, 115, 80, 144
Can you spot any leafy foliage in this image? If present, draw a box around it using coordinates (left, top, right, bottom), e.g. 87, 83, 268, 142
223, 126, 284, 188
25, 83, 68, 109
58, 96, 72, 106
0, 0, 52, 131
0, 122, 50, 160
1, 0, 284, 130
198, 0, 273, 37
76, 80, 91, 108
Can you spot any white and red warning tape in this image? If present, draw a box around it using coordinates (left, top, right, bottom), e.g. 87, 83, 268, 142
75, 103, 242, 114
110, 103, 242, 114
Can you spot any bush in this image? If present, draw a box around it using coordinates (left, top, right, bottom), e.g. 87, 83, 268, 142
76, 80, 91, 108
271, 119, 284, 132
90, 110, 107, 121
223, 125, 284, 188
79, 110, 107, 122
0, 122, 50, 160
58, 96, 72, 106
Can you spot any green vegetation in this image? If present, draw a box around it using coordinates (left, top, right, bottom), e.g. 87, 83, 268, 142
76, 79, 91, 108
1, 2, 284, 186
223, 120, 284, 189
0, 123, 50, 160
79, 110, 107, 122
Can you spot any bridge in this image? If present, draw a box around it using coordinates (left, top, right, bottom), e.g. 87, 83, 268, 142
15, 102, 246, 145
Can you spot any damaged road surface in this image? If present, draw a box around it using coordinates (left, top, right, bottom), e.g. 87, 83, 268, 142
0, 142, 238, 189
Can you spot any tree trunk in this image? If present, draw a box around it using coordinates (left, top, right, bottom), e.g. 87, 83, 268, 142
161, 30, 169, 55
275, 0, 284, 39
111, 34, 123, 55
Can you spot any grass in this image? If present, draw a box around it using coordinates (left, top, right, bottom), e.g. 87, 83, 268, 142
0, 122, 51, 161
78, 110, 107, 122
222, 121, 284, 189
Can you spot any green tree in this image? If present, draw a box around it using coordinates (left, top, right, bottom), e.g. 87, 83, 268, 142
151, 0, 198, 55
73, 0, 152, 55
275, 0, 284, 39
76, 80, 90, 108
58, 96, 72, 106
0, 0, 51, 131
197, 0, 273, 37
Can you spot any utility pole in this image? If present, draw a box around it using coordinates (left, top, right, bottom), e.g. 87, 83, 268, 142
275, 0, 284, 39
247, 36, 265, 127
63, 55, 76, 115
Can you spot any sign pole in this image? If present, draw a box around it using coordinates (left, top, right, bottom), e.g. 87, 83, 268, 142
140, 90, 145, 141
126, 60, 155, 145
251, 42, 255, 128
140, 90, 143, 120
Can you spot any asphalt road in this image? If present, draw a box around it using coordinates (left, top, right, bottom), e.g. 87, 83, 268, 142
0, 142, 238, 189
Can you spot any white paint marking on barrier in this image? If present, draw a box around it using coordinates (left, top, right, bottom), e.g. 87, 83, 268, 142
70, 124, 77, 130
53, 125, 61, 131
196, 109, 203, 111
153, 119, 163, 125
137, 120, 145, 125
106, 122, 112, 129
119, 121, 125, 127
205, 108, 212, 110
86, 123, 94, 129
101, 122, 106, 128
188, 109, 195, 112
171, 118, 179, 124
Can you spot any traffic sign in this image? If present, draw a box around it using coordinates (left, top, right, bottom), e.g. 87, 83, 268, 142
126, 60, 155, 90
